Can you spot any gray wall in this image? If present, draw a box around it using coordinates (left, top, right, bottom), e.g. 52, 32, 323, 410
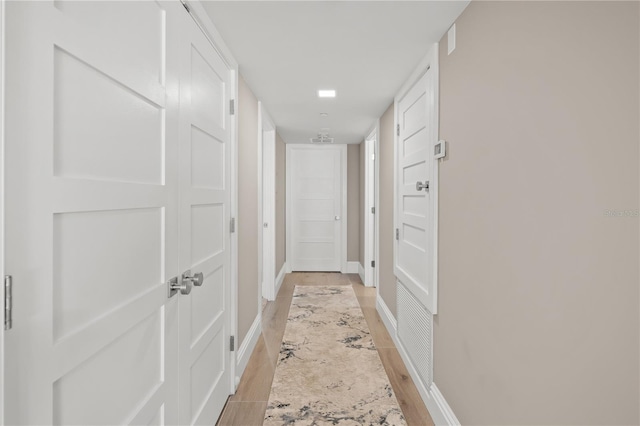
378, 103, 396, 316
237, 76, 259, 347
347, 144, 360, 262
275, 132, 286, 276
435, 2, 639, 424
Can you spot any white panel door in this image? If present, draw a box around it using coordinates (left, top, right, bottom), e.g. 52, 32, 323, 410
288, 145, 345, 272
4, 1, 181, 424
177, 8, 232, 425
395, 70, 438, 313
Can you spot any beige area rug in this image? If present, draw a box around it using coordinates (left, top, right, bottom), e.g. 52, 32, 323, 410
264, 285, 406, 425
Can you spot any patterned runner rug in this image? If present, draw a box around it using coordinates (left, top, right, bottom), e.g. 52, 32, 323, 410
264, 285, 406, 425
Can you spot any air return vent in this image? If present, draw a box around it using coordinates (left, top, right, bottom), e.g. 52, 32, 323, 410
310, 136, 334, 143
397, 280, 433, 388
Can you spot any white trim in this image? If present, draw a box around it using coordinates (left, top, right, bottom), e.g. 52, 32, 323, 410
363, 121, 380, 288
376, 295, 398, 338
358, 262, 365, 284
431, 383, 461, 426
286, 144, 348, 272
0, 1, 5, 420
275, 262, 287, 298
235, 314, 262, 387
228, 68, 239, 395
346, 261, 360, 274
258, 102, 277, 302
376, 296, 459, 426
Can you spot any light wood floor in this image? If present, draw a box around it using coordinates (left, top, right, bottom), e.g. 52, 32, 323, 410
217, 272, 434, 426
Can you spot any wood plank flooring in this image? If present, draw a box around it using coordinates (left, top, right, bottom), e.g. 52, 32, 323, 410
217, 272, 433, 426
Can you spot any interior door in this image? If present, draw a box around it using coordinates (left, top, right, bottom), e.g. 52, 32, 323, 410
177, 8, 232, 425
261, 127, 276, 300
395, 70, 437, 313
288, 145, 344, 272
4, 1, 181, 423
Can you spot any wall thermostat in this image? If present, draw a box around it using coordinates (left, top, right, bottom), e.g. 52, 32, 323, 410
434, 140, 446, 159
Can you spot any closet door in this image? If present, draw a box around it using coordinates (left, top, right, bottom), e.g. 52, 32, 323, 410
4, 1, 181, 423
177, 7, 233, 425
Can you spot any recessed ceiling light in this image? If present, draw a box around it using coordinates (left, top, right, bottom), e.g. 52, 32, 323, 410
318, 90, 336, 98
320, 112, 329, 117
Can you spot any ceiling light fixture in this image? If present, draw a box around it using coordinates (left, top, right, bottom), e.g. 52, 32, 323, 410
320, 112, 329, 117
318, 90, 336, 98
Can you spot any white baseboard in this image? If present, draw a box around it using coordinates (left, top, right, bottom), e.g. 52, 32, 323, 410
275, 262, 287, 297
376, 295, 397, 338
235, 314, 261, 385
358, 262, 365, 284
346, 261, 359, 274
376, 295, 459, 426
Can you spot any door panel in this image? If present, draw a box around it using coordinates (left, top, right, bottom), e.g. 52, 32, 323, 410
178, 8, 231, 425
4, 1, 181, 424
288, 146, 344, 272
395, 70, 436, 313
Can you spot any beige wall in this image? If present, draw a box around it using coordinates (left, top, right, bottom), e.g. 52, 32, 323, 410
347, 144, 360, 262
275, 133, 286, 275
435, 2, 639, 424
378, 103, 396, 316
359, 142, 365, 267
237, 76, 259, 347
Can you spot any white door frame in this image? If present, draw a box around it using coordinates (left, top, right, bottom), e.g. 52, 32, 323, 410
286, 144, 348, 273
258, 102, 276, 302
184, 1, 239, 394
0, 1, 5, 421
364, 122, 380, 288
393, 43, 440, 312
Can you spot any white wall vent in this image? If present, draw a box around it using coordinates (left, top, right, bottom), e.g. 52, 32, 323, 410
310, 137, 334, 143
397, 280, 433, 388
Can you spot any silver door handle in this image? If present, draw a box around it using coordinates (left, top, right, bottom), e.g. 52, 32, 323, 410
168, 276, 192, 298
335, 216, 341, 220
416, 181, 429, 192
182, 270, 204, 287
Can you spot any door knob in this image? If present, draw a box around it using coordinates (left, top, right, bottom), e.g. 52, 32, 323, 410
168, 276, 192, 298
416, 181, 429, 192
335, 216, 341, 220
182, 270, 204, 287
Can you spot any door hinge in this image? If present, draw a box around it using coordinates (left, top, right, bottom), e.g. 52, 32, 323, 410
397, 124, 400, 137
4, 275, 12, 330
371, 260, 375, 268
371, 206, 375, 214
180, 0, 190, 13
396, 228, 399, 241
230, 217, 236, 233
230, 335, 235, 351
229, 99, 235, 115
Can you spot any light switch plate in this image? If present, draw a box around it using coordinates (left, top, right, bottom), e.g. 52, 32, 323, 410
448, 24, 456, 55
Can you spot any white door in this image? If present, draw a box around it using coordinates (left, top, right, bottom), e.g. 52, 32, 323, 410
4, 1, 182, 423
259, 104, 276, 301
365, 136, 377, 287
177, 8, 232, 425
395, 69, 438, 313
287, 145, 346, 272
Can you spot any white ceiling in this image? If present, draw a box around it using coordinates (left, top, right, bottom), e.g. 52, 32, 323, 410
202, 1, 469, 144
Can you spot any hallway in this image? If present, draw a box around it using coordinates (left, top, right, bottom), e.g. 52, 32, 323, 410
218, 273, 432, 425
